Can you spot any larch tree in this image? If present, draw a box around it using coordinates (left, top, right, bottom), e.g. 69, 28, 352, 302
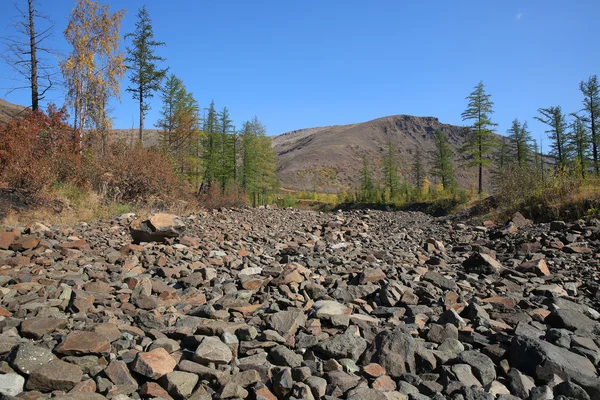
219, 107, 233, 192
240, 117, 278, 206
580, 75, 600, 174
507, 119, 533, 167
156, 73, 184, 149
535, 106, 569, 170
411, 146, 425, 189
359, 154, 376, 202
382, 140, 400, 199
430, 130, 456, 190
61, 0, 125, 151
460, 81, 498, 194
570, 114, 590, 179
2, 0, 57, 111
125, 6, 168, 144
201, 100, 220, 191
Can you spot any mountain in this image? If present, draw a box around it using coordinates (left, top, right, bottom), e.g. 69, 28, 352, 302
272, 114, 489, 193
0, 99, 29, 123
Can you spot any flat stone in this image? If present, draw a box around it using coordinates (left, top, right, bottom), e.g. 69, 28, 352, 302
131, 348, 177, 379
21, 317, 68, 339
313, 300, 350, 317
55, 331, 111, 356
26, 359, 83, 392
10, 343, 54, 375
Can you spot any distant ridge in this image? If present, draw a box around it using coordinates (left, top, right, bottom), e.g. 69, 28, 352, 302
272, 114, 486, 192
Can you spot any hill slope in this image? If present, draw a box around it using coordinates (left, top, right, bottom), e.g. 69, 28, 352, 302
0, 98, 29, 123
272, 114, 486, 192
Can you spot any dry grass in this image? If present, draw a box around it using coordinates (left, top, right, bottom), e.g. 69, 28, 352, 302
0, 183, 202, 230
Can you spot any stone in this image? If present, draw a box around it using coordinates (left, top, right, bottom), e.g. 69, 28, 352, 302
55, 331, 111, 356
26, 359, 83, 392
130, 213, 186, 243
361, 329, 416, 378
161, 371, 199, 399
10, 344, 54, 375
313, 300, 350, 317
269, 345, 303, 367
314, 333, 368, 361
131, 348, 177, 379
193, 336, 233, 365
463, 252, 502, 274
0, 373, 24, 396
20, 317, 68, 339
457, 350, 496, 386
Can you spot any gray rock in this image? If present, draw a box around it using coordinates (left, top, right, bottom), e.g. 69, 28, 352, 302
0, 374, 24, 396
314, 333, 367, 361
361, 329, 416, 378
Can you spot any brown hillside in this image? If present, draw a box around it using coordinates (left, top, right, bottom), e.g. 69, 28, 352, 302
0, 98, 29, 123
272, 115, 490, 193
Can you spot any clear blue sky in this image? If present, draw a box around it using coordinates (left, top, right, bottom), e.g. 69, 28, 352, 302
0, 1, 598, 146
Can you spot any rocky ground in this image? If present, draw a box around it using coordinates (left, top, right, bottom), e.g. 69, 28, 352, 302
0, 208, 599, 400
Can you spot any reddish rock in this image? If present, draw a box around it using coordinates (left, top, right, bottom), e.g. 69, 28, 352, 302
56, 240, 90, 251
517, 259, 550, 276
55, 331, 111, 356
9, 236, 39, 251
140, 382, 174, 399
21, 317, 68, 339
0, 231, 16, 250
362, 363, 386, 378
131, 348, 176, 379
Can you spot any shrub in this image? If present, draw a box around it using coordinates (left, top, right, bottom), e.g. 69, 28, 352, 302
83, 142, 186, 204
0, 105, 79, 194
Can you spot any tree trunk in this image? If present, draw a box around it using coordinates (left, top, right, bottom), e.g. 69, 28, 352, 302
592, 111, 598, 174
28, 0, 38, 111
139, 88, 144, 144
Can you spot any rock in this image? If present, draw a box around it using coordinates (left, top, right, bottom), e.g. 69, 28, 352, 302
361, 329, 416, 378
517, 259, 550, 276
457, 350, 496, 386
55, 331, 111, 356
0, 374, 24, 396
10, 344, 54, 375
463, 252, 502, 274
130, 213, 186, 243
26, 359, 83, 392
161, 371, 199, 399
193, 336, 233, 365
131, 348, 177, 379
315, 333, 367, 361
313, 300, 350, 317
510, 335, 600, 398
20, 317, 68, 339
269, 345, 303, 367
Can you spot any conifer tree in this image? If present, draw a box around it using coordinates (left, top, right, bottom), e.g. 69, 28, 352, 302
201, 100, 220, 191
460, 81, 497, 194
580, 75, 600, 174
430, 130, 456, 190
240, 117, 278, 206
507, 119, 533, 167
125, 6, 168, 144
411, 146, 425, 189
156, 73, 184, 148
219, 107, 233, 192
570, 114, 590, 179
382, 140, 400, 199
535, 106, 569, 169
359, 155, 376, 202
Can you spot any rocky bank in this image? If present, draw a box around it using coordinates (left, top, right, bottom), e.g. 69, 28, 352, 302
0, 208, 598, 400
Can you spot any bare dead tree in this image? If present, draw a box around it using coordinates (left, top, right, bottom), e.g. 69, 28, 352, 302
2, 0, 59, 111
